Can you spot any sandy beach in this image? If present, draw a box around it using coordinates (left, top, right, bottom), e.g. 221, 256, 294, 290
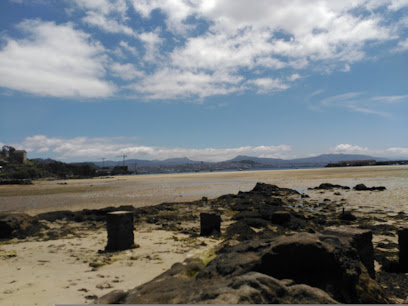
1, 165, 408, 305
1, 165, 408, 215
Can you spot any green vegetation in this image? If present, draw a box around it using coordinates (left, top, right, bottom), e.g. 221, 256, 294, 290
0, 145, 99, 181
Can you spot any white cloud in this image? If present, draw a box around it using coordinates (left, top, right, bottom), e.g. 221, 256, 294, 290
72, 0, 128, 17
83, 11, 134, 35
393, 38, 408, 52
317, 92, 398, 117
110, 63, 144, 80
331, 144, 408, 158
0, 20, 115, 97
11, 135, 408, 161
386, 147, 408, 156
137, 30, 163, 62
124, 0, 406, 100
129, 68, 244, 100
287, 74, 301, 82
372, 95, 408, 103
130, 0, 197, 34
3, 1, 408, 100
249, 78, 290, 94
15, 135, 292, 162
332, 144, 370, 154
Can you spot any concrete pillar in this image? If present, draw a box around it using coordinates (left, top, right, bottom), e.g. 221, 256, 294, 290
398, 225, 408, 270
200, 213, 221, 236
105, 211, 134, 251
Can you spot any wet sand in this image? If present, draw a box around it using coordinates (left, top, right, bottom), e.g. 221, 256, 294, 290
1, 165, 408, 305
1, 165, 408, 215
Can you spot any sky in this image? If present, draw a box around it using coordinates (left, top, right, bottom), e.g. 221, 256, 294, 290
0, 0, 408, 162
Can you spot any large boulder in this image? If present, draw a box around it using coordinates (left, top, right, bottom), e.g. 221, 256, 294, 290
96, 232, 387, 304
0, 213, 43, 239
96, 268, 338, 304
249, 183, 300, 197
255, 233, 384, 303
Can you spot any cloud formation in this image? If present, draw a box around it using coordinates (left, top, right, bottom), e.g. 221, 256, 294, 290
315, 92, 408, 116
12, 135, 292, 162
331, 143, 408, 158
0, 20, 116, 97
6, 135, 408, 162
1, 0, 407, 99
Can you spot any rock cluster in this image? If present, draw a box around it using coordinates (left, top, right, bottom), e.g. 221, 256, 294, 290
353, 184, 386, 191
0, 213, 43, 239
94, 183, 397, 304
1, 181, 405, 303
95, 231, 386, 304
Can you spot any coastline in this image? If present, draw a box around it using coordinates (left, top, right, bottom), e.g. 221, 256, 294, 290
1, 165, 407, 215
0, 165, 408, 304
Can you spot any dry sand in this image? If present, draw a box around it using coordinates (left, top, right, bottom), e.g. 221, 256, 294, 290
0, 165, 407, 305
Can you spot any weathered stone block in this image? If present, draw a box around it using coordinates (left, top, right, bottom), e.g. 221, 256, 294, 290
324, 226, 375, 278
200, 213, 221, 236
105, 211, 134, 251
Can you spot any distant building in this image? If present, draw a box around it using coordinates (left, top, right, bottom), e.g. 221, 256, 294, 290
13, 150, 27, 164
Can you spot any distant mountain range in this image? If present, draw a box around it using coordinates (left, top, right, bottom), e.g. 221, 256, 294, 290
226, 154, 389, 166
89, 153, 389, 169
31, 153, 394, 174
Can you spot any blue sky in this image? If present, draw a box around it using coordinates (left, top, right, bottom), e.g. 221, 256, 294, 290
1, 0, 407, 162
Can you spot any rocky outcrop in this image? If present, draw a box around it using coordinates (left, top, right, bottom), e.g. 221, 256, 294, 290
0, 213, 43, 238
324, 226, 375, 278
353, 184, 386, 191
309, 183, 350, 190
96, 232, 387, 304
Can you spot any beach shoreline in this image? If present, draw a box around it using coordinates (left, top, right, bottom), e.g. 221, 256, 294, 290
1, 165, 407, 215
1, 165, 408, 305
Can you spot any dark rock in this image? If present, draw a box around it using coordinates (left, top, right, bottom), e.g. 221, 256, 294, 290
310, 183, 350, 190
105, 211, 135, 252
271, 211, 291, 225
250, 183, 300, 197
255, 233, 385, 303
226, 221, 256, 241
358, 223, 397, 236
324, 226, 375, 278
93, 290, 126, 304
353, 184, 386, 191
36, 210, 75, 222
398, 225, 408, 271
339, 211, 357, 221
0, 213, 43, 239
377, 241, 398, 249
242, 218, 269, 228
285, 283, 339, 304
232, 210, 263, 220
200, 213, 221, 236
100, 232, 386, 304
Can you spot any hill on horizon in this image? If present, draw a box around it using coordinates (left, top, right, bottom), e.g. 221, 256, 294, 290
88, 153, 389, 168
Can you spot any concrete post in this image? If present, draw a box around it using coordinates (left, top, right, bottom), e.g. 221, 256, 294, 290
398, 225, 408, 270
105, 211, 134, 251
